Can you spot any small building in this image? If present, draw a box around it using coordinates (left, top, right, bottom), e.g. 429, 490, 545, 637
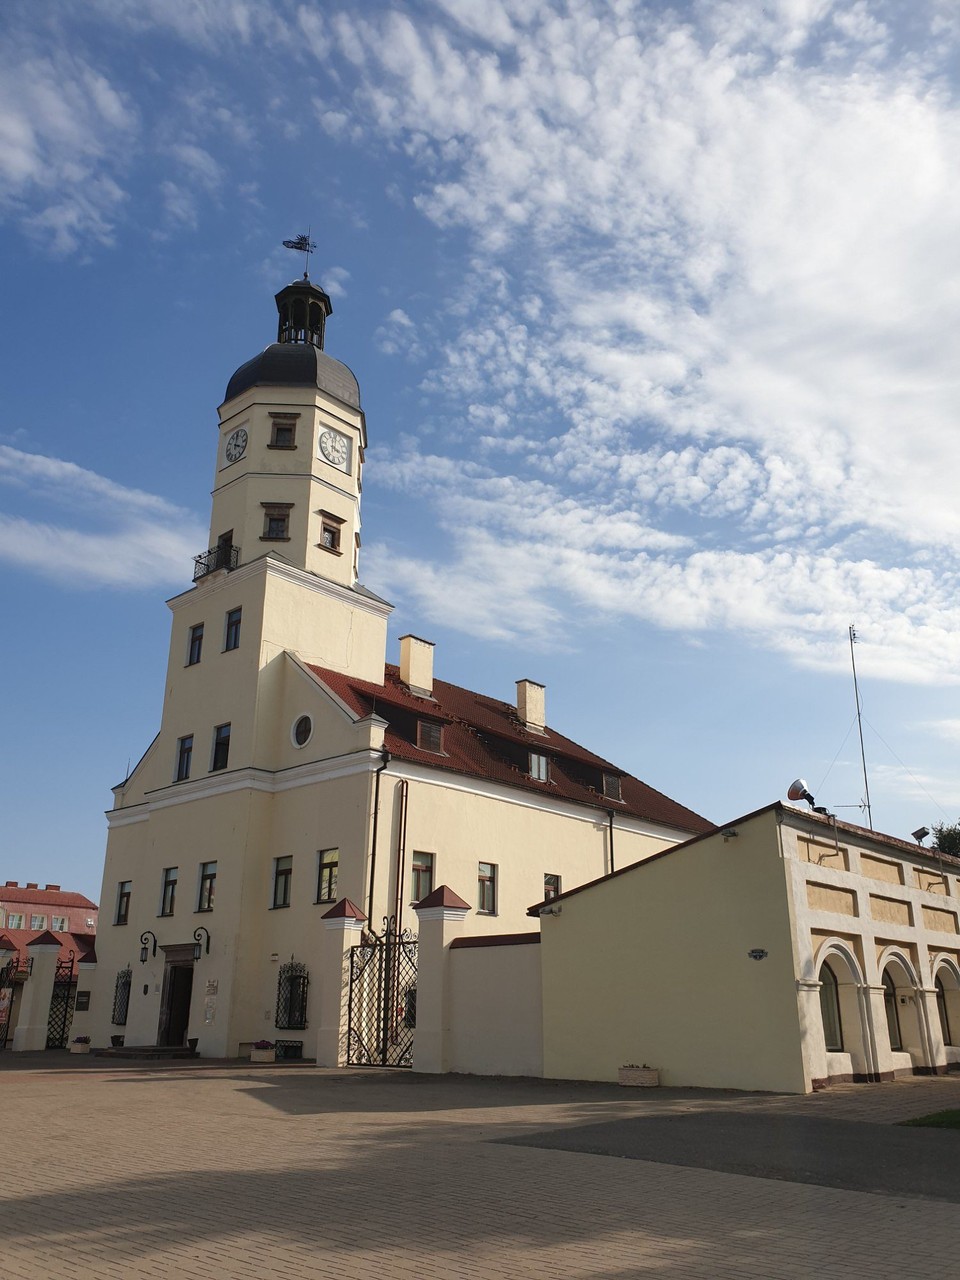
533, 802, 960, 1092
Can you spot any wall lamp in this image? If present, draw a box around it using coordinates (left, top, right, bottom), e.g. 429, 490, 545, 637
193, 926, 211, 961
139, 930, 158, 964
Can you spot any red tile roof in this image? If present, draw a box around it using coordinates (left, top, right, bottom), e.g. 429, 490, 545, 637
0, 886, 97, 909
0, 930, 96, 968
307, 662, 712, 834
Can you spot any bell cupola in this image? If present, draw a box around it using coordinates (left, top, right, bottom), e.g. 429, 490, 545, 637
275, 276, 333, 349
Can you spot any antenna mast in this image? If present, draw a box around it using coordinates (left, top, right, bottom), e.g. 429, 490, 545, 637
849, 624, 873, 830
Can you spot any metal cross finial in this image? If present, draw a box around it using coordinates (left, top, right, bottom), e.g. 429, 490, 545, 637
282, 231, 316, 278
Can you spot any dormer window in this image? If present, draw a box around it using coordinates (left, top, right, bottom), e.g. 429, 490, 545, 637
529, 753, 549, 782
418, 720, 443, 753
602, 772, 622, 801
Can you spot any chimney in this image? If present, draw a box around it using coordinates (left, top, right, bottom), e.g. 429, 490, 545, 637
399, 635, 435, 697
4, 881, 17, 888
45, 884, 61, 892
516, 679, 546, 734
26, 882, 38, 890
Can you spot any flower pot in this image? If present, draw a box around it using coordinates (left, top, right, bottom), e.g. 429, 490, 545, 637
70, 1044, 92, 1055
618, 1066, 659, 1087
250, 1048, 276, 1064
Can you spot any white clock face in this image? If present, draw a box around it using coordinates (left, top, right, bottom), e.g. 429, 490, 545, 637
319, 429, 349, 469
224, 427, 248, 464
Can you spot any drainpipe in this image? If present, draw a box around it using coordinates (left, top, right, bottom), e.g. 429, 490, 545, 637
394, 780, 409, 936
366, 746, 390, 925
607, 809, 616, 874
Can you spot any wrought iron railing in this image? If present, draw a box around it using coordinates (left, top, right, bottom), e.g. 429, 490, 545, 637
193, 543, 240, 581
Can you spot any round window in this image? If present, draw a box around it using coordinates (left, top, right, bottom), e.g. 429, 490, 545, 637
293, 715, 312, 747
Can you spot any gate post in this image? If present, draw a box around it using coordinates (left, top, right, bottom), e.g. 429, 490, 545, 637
12, 932, 61, 1052
412, 886, 470, 1074
319, 898, 367, 1066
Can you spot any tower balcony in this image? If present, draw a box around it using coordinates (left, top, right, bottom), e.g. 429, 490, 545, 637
193, 542, 241, 581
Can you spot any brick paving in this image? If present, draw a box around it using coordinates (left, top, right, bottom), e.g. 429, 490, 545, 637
1, 1058, 960, 1279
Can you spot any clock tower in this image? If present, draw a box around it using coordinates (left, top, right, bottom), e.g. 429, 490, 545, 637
206, 274, 366, 589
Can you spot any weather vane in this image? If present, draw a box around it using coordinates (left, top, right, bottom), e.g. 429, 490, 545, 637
282, 231, 316, 278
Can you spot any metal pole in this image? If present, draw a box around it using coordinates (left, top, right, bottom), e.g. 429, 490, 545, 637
849, 625, 873, 830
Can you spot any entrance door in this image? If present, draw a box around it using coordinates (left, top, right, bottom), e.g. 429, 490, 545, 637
158, 964, 194, 1046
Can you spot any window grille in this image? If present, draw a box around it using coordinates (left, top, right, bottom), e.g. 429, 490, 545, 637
276, 960, 309, 1030
112, 966, 132, 1026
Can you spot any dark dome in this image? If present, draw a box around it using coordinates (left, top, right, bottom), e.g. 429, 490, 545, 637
224, 343, 360, 408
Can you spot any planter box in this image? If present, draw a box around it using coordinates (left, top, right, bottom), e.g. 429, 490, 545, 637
70, 1044, 92, 1055
250, 1048, 276, 1064
618, 1066, 659, 1087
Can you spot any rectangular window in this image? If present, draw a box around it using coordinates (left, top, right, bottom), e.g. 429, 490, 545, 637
418, 721, 443, 753
412, 852, 435, 903
529, 753, 549, 782
602, 772, 622, 801
197, 861, 217, 912
160, 867, 177, 917
51, 915, 68, 932
261, 502, 293, 541
478, 862, 497, 915
176, 734, 194, 782
187, 623, 204, 666
30, 914, 46, 930
273, 855, 292, 909
316, 849, 339, 903
224, 608, 242, 652
211, 723, 231, 772
116, 881, 131, 926
318, 509, 345, 555
268, 415, 298, 449
544, 873, 561, 901
7, 913, 24, 929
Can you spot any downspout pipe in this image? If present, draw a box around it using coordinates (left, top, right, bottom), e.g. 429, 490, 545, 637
366, 746, 391, 924
607, 809, 616, 874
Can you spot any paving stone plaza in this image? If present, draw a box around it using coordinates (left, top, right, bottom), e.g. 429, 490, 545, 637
2, 1059, 959, 1279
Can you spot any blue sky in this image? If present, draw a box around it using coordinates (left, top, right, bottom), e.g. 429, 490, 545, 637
4, 0, 960, 901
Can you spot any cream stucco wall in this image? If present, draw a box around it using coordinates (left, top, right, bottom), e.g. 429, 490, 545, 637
541, 811, 807, 1093
446, 941, 543, 1077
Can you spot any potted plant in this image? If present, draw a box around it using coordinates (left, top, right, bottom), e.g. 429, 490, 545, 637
618, 1062, 660, 1087
70, 1035, 92, 1055
250, 1039, 276, 1064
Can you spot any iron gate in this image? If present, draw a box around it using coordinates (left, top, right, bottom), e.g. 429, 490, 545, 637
0, 958, 16, 1050
46, 951, 76, 1049
347, 917, 418, 1067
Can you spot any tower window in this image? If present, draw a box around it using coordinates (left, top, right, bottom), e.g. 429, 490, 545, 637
268, 414, 298, 449
197, 861, 217, 912
116, 881, 131, 925
160, 867, 178, 917
318, 509, 345, 555
544, 873, 561, 901
187, 623, 204, 666
273, 856, 292, 909
176, 734, 194, 782
211, 723, 231, 772
224, 608, 242, 652
316, 849, 339, 903
261, 502, 293, 541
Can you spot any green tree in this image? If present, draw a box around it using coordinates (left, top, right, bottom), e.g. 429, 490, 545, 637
932, 822, 960, 858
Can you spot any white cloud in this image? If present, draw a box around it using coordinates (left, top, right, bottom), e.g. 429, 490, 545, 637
0, 447, 205, 588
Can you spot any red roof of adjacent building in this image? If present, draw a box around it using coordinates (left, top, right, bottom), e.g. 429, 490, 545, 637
307, 662, 712, 835
0, 930, 95, 968
0, 884, 97, 910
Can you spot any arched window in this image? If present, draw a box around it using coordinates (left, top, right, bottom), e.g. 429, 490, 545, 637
936, 975, 953, 1047
882, 969, 902, 1051
818, 962, 843, 1052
